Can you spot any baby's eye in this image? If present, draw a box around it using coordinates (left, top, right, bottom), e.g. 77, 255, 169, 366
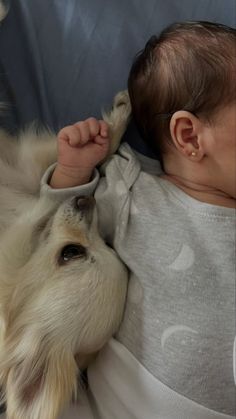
59, 244, 87, 264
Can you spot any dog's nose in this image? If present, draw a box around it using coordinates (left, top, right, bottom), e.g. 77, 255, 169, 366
75, 196, 96, 212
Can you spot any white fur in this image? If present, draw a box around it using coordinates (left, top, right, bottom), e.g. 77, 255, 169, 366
0, 1, 8, 22
0, 92, 131, 418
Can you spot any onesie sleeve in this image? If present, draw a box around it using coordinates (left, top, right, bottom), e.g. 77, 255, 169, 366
40, 162, 100, 203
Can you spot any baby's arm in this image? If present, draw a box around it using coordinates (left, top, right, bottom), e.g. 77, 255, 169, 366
50, 118, 110, 189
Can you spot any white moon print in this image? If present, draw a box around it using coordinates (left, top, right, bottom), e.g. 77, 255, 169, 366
161, 324, 198, 349
169, 244, 195, 271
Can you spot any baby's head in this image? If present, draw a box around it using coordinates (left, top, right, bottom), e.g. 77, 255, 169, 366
128, 21, 236, 160
128, 21, 236, 200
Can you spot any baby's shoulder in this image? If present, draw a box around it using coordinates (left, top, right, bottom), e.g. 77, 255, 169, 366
101, 142, 162, 187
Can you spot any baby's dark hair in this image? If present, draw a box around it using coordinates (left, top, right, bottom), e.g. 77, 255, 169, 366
128, 21, 236, 161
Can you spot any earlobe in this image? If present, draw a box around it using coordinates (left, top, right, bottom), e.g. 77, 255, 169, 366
170, 111, 204, 160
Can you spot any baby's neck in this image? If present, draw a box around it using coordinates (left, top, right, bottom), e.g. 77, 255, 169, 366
161, 174, 236, 208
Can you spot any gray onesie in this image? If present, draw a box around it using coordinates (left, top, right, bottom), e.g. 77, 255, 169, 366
41, 143, 236, 416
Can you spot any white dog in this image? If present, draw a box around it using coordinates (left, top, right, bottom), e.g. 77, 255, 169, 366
0, 91, 131, 419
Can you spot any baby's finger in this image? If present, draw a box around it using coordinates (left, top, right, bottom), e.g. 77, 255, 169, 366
99, 120, 109, 138
94, 134, 109, 146
74, 121, 91, 145
86, 117, 102, 138
74, 119, 99, 144
58, 126, 81, 147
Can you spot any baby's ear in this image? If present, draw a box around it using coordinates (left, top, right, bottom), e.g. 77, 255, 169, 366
169, 110, 205, 160
1, 343, 78, 419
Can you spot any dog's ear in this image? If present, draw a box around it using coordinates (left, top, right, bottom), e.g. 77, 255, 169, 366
1, 343, 78, 419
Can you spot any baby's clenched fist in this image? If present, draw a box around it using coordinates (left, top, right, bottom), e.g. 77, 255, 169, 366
50, 118, 110, 189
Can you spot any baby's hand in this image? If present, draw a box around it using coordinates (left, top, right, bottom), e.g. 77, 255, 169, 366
50, 118, 110, 188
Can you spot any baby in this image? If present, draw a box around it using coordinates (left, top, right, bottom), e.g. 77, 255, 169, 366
41, 21, 235, 419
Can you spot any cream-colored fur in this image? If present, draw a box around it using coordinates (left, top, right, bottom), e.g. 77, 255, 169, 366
0, 1, 7, 22
0, 91, 131, 419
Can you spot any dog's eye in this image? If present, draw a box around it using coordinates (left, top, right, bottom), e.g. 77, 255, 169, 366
59, 244, 87, 264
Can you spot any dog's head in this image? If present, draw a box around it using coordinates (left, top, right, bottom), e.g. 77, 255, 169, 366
0, 195, 127, 419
